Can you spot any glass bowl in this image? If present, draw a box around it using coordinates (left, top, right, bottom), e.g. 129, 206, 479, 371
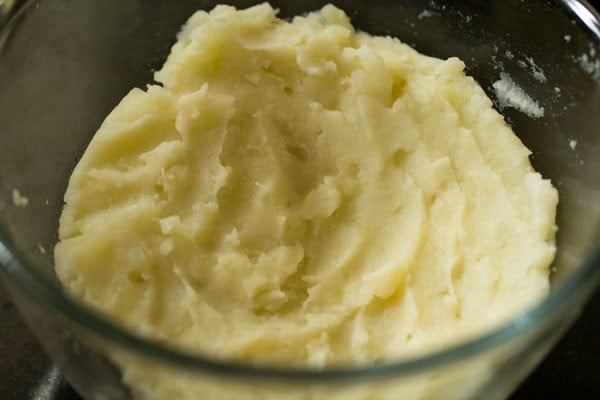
1, 0, 599, 399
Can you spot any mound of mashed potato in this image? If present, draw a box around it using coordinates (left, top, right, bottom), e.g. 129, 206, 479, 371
55, 2, 557, 373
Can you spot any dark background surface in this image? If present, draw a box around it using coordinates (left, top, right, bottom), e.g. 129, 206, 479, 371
1, 0, 599, 399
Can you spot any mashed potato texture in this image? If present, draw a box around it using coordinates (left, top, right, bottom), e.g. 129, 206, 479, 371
55, 3, 558, 370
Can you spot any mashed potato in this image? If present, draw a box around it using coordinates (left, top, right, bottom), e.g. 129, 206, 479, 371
54, 3, 557, 397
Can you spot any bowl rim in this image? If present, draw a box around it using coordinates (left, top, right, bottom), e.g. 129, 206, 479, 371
1, 0, 600, 383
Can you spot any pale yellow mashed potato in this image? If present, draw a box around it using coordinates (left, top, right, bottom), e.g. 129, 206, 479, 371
55, 2, 557, 373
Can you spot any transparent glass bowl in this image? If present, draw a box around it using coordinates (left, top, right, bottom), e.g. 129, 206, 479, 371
1, 0, 599, 399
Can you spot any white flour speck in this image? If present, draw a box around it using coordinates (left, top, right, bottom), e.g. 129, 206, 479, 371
577, 53, 600, 81
493, 73, 545, 118
569, 139, 577, 150
564, 35, 571, 43
38, 243, 47, 255
525, 56, 547, 82
418, 9, 434, 19
12, 189, 29, 208
516, 57, 547, 82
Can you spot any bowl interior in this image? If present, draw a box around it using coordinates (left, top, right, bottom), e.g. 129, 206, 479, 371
0, 0, 599, 364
